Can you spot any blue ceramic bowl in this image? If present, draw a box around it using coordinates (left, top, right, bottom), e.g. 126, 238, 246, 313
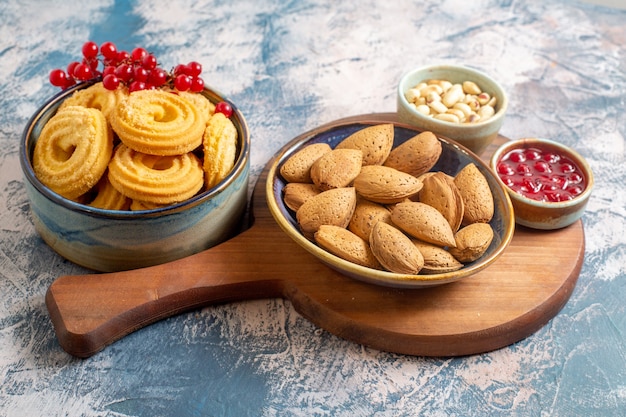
266, 118, 515, 289
20, 83, 250, 272
397, 64, 508, 155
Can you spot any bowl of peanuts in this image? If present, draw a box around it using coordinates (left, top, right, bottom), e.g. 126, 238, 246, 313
20, 81, 250, 272
397, 64, 508, 156
266, 118, 515, 288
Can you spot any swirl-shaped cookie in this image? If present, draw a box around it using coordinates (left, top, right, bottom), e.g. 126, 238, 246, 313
178, 91, 215, 126
33, 105, 113, 200
88, 174, 131, 211
203, 112, 238, 189
108, 143, 204, 205
110, 89, 205, 155
59, 82, 124, 118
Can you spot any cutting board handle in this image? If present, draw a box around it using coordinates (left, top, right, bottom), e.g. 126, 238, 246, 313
45, 223, 287, 358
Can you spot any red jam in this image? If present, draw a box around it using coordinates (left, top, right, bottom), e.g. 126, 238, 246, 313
496, 144, 586, 203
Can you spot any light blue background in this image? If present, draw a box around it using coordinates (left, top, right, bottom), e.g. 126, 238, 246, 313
1, 1, 624, 415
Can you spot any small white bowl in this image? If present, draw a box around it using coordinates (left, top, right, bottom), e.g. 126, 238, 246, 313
397, 64, 508, 155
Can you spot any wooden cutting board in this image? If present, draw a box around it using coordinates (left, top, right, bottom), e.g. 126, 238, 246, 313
45, 114, 585, 358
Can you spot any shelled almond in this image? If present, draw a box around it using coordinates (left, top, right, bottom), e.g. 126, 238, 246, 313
279, 123, 496, 276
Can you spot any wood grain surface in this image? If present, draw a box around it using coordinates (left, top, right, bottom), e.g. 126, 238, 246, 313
45, 114, 585, 358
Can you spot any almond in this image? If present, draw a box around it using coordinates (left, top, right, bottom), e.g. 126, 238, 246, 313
412, 240, 463, 274
310, 148, 363, 191
335, 123, 394, 166
418, 171, 464, 232
280, 142, 332, 183
453, 163, 494, 224
315, 225, 382, 269
283, 182, 321, 211
348, 197, 393, 241
353, 165, 423, 204
449, 222, 494, 263
384, 131, 442, 177
369, 222, 424, 274
391, 201, 456, 247
296, 187, 357, 239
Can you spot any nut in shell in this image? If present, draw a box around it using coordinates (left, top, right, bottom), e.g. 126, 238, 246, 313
369, 222, 424, 274
280, 142, 331, 183
391, 201, 456, 248
412, 240, 463, 274
335, 123, 394, 166
283, 182, 321, 211
296, 187, 357, 239
310, 148, 363, 191
384, 131, 442, 177
454, 162, 494, 225
418, 171, 464, 232
353, 165, 423, 204
449, 222, 494, 263
315, 225, 382, 269
348, 198, 393, 241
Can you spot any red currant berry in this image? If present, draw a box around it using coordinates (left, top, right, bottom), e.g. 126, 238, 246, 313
102, 74, 120, 90
190, 77, 205, 92
63, 78, 77, 89
115, 64, 133, 82
174, 74, 192, 91
49, 69, 69, 87
131, 47, 148, 62
73, 63, 93, 81
173, 64, 186, 76
133, 66, 149, 82
102, 65, 116, 77
82, 41, 99, 60
128, 80, 147, 93
116, 50, 130, 64
142, 54, 157, 70
100, 42, 118, 61
66, 61, 80, 76
147, 68, 168, 87
186, 61, 202, 77
215, 101, 233, 118
84, 57, 99, 72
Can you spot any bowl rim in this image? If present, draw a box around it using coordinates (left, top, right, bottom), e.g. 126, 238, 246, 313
489, 137, 595, 208
397, 63, 509, 128
19, 81, 250, 219
265, 117, 516, 288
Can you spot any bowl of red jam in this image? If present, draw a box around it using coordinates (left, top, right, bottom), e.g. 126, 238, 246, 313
490, 137, 593, 230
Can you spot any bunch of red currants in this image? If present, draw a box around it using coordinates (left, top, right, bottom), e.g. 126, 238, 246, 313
49, 41, 205, 94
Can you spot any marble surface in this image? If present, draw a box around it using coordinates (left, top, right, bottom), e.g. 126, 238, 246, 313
1, 0, 625, 415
